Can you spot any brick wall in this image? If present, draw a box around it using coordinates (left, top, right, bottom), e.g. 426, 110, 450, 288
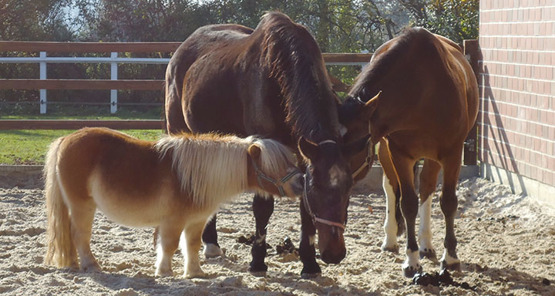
479, 0, 555, 192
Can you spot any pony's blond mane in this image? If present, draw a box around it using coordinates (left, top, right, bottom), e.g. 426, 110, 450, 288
155, 133, 296, 207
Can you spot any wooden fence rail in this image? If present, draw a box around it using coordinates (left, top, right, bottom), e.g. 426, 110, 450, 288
0, 40, 479, 166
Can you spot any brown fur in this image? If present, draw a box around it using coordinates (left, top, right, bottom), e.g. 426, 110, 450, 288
43, 127, 301, 278
340, 28, 479, 277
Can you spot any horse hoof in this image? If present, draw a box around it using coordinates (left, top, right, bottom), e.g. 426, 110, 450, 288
419, 248, 438, 262
381, 244, 399, 253
81, 262, 101, 273
203, 243, 224, 258
248, 262, 268, 273
301, 271, 321, 279
185, 270, 207, 279
402, 264, 422, 278
300, 264, 321, 278
440, 260, 461, 272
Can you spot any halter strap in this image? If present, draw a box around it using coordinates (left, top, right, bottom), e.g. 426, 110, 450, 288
351, 140, 376, 178
318, 139, 337, 146
302, 168, 346, 230
249, 155, 299, 197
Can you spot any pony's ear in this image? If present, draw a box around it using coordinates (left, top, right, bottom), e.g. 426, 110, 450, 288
248, 144, 262, 161
297, 137, 319, 160
341, 134, 371, 157
362, 91, 382, 118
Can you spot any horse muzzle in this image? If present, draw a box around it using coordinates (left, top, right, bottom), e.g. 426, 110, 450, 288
318, 225, 346, 264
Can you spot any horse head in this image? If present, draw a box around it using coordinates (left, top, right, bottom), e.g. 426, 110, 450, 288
247, 138, 304, 198
297, 136, 369, 264
339, 92, 382, 181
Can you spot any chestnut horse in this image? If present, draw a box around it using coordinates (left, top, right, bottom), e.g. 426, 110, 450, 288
43, 127, 302, 278
339, 28, 478, 277
165, 12, 367, 277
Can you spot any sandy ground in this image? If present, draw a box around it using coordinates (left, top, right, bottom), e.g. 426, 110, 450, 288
0, 172, 554, 296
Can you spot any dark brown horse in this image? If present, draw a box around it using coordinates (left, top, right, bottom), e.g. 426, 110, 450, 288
165, 12, 367, 277
339, 27, 479, 277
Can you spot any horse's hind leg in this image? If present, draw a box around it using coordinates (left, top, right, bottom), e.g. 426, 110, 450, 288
249, 193, 274, 273
68, 199, 99, 272
155, 222, 183, 277
418, 159, 441, 262
439, 151, 463, 271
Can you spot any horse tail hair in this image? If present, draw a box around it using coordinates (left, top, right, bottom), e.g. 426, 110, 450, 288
43, 137, 78, 268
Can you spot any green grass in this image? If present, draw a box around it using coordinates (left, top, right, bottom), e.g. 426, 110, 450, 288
0, 129, 164, 165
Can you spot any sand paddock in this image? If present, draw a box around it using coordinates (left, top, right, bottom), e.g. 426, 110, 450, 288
0, 172, 554, 295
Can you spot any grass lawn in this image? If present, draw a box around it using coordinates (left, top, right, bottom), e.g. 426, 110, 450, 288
0, 129, 164, 165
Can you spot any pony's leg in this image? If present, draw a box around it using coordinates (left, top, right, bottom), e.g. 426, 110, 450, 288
155, 223, 183, 277
69, 201, 99, 272
299, 195, 321, 278
379, 140, 401, 253
439, 151, 463, 271
202, 215, 223, 258
182, 220, 207, 278
249, 193, 274, 273
418, 159, 441, 262
388, 144, 421, 278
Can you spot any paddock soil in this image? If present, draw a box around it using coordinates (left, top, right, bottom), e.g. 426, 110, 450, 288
1, 174, 554, 295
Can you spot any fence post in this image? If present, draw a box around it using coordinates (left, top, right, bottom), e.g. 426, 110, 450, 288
463, 39, 480, 166
39, 51, 47, 114
110, 52, 118, 114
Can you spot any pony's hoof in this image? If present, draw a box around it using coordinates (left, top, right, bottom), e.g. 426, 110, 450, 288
185, 270, 207, 279
203, 243, 224, 258
419, 248, 438, 262
402, 264, 422, 278
155, 269, 173, 277
381, 243, 399, 253
81, 262, 101, 273
440, 260, 461, 272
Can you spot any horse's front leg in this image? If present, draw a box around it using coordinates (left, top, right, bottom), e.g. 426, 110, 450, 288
202, 215, 223, 258
249, 193, 274, 273
299, 197, 321, 278
389, 146, 421, 278
182, 220, 208, 278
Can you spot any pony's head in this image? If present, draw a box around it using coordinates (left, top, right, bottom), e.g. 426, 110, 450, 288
247, 137, 304, 198
298, 136, 369, 264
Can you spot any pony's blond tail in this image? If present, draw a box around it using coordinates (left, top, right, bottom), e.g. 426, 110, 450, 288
43, 137, 78, 268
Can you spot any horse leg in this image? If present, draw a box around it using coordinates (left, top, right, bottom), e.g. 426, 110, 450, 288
418, 159, 441, 262
299, 196, 321, 278
379, 140, 401, 253
68, 200, 99, 272
388, 145, 421, 277
439, 152, 463, 271
182, 219, 208, 278
155, 222, 183, 277
202, 215, 223, 258
249, 193, 274, 273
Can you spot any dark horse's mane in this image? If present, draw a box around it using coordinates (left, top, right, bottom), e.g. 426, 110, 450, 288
258, 12, 341, 142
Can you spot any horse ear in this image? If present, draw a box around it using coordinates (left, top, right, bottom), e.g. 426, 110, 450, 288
248, 144, 262, 161
362, 91, 381, 118
342, 134, 371, 157
297, 137, 319, 160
